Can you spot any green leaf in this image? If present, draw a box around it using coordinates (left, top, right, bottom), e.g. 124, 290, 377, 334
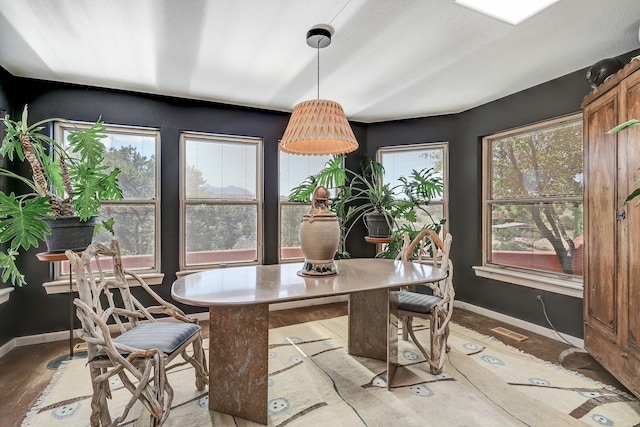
100, 217, 116, 235
314, 155, 347, 189
625, 187, 640, 204
66, 120, 107, 168
70, 183, 102, 221
44, 158, 65, 196
0, 248, 26, 287
608, 119, 640, 134
97, 168, 124, 200
0, 116, 25, 161
288, 175, 317, 202
287, 155, 347, 202
0, 193, 52, 250
70, 164, 122, 220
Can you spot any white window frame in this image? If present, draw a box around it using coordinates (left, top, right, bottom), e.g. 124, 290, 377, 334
474, 113, 584, 298
45, 122, 162, 293
179, 132, 263, 272
377, 142, 449, 238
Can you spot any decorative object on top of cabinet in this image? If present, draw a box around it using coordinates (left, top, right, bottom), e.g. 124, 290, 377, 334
586, 58, 625, 88
582, 58, 640, 399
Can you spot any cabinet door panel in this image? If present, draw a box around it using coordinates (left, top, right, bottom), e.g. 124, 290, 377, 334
585, 95, 618, 332
624, 74, 640, 354
584, 60, 640, 400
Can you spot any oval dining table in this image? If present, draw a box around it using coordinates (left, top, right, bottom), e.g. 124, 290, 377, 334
172, 258, 446, 425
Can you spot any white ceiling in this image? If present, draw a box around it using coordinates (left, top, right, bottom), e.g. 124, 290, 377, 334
0, 0, 639, 123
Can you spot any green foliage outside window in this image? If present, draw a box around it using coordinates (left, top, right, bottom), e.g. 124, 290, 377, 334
488, 117, 583, 275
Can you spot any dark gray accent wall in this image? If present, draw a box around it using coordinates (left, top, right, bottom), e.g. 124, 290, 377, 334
0, 67, 10, 111
0, 79, 372, 344
367, 49, 639, 339
367, 75, 590, 337
1, 49, 638, 347
447, 71, 590, 337
0, 76, 374, 346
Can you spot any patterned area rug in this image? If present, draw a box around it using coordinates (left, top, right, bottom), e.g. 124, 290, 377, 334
23, 316, 640, 426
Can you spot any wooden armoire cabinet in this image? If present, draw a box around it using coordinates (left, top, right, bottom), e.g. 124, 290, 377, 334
583, 59, 640, 398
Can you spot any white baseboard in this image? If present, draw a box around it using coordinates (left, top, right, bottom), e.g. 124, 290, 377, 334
0, 340, 15, 359
454, 300, 584, 348
0, 296, 581, 360
0, 297, 349, 358
0, 328, 75, 359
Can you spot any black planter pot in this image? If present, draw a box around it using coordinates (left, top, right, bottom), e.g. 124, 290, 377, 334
364, 212, 393, 238
42, 216, 97, 253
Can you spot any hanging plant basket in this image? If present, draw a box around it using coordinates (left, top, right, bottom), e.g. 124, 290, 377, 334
42, 216, 97, 253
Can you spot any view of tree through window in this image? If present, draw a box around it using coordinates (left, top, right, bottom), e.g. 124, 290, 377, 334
56, 124, 160, 275
182, 134, 261, 268
485, 114, 583, 277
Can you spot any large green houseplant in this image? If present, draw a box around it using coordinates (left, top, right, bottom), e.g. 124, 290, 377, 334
0, 105, 123, 286
343, 156, 443, 241
289, 154, 444, 258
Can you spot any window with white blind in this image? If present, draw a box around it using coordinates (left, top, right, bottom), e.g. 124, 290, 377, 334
180, 132, 262, 269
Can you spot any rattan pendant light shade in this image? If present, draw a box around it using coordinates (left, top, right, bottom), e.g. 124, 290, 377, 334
279, 26, 358, 156
279, 99, 358, 155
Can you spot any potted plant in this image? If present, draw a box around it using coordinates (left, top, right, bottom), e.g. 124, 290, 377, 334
0, 105, 123, 286
346, 157, 395, 238
343, 156, 444, 240
289, 154, 444, 257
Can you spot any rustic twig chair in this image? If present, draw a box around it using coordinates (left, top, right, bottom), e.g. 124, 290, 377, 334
395, 229, 454, 374
66, 240, 208, 427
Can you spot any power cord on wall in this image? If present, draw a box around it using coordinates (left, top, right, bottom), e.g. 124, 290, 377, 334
536, 295, 575, 348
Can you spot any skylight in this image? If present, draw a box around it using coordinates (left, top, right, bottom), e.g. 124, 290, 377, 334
454, 0, 560, 25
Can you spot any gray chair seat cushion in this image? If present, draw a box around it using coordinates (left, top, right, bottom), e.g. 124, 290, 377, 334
94, 322, 200, 359
397, 291, 442, 314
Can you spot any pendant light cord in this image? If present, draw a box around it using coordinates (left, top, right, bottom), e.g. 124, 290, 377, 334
317, 41, 320, 100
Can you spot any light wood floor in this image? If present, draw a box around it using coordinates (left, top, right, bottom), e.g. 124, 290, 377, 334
1, 303, 625, 427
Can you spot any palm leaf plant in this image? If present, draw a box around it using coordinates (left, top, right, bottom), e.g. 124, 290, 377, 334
0, 105, 123, 286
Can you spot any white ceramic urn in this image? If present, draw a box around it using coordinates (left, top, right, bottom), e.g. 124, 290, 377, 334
299, 186, 340, 276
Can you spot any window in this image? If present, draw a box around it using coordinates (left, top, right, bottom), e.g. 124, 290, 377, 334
378, 143, 448, 234
55, 123, 161, 277
181, 133, 262, 269
476, 114, 583, 296
279, 153, 333, 261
